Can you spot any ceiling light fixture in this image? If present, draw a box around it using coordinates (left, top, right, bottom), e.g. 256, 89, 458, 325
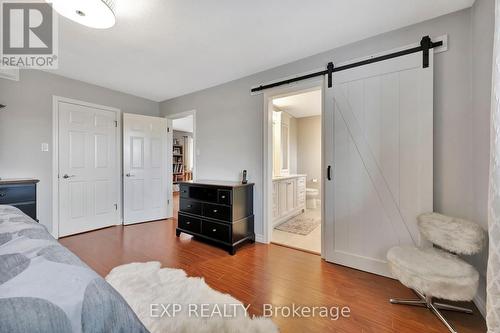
47, 0, 116, 29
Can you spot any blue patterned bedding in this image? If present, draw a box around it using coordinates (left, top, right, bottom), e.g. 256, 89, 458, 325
0, 205, 148, 333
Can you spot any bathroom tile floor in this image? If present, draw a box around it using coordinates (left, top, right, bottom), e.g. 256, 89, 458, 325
272, 207, 321, 254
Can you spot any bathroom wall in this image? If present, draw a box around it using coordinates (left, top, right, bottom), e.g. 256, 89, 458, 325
297, 116, 322, 191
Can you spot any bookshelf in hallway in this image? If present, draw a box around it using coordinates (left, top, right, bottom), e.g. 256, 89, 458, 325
173, 143, 184, 183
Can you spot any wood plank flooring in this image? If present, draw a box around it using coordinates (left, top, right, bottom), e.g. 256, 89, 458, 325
60, 194, 486, 333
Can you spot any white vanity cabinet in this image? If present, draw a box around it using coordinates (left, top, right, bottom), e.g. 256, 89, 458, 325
272, 175, 306, 226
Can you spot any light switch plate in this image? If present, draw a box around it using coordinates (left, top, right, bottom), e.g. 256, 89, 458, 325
41, 143, 49, 152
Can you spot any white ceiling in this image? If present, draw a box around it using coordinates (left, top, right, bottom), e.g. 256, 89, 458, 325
172, 115, 194, 133
273, 89, 322, 118
49, 0, 474, 102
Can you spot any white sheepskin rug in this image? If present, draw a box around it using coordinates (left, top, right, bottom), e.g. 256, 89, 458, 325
105, 262, 278, 333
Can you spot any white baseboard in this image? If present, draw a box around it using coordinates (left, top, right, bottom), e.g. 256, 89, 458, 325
255, 234, 268, 244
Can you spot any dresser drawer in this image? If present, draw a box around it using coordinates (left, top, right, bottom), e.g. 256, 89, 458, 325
203, 203, 231, 221
218, 190, 231, 205
179, 185, 190, 198
201, 220, 230, 243
183, 185, 218, 202
178, 214, 201, 234
0, 185, 36, 204
297, 179, 306, 192
179, 199, 202, 215
298, 189, 306, 202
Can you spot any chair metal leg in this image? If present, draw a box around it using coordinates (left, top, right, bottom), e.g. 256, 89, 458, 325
429, 302, 458, 333
389, 290, 471, 333
414, 290, 426, 299
434, 302, 473, 314
390, 298, 427, 307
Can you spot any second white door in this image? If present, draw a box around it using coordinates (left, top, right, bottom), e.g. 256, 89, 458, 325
123, 113, 170, 224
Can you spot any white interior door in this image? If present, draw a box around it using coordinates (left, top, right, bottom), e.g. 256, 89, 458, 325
123, 113, 170, 224
58, 100, 119, 237
323, 51, 433, 277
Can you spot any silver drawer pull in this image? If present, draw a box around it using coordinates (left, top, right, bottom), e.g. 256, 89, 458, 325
213, 209, 218, 213
221, 195, 226, 199
186, 221, 191, 225
187, 205, 192, 208
212, 228, 217, 232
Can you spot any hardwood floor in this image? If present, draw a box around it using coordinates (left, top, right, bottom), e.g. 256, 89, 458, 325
60, 194, 486, 333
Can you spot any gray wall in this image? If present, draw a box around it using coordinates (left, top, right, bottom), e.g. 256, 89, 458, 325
161, 3, 493, 313
0, 70, 160, 232
297, 116, 321, 191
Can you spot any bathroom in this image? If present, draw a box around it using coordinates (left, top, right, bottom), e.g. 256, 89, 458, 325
270, 88, 322, 253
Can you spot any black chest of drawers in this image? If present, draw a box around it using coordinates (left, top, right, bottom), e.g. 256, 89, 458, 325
0, 179, 39, 221
176, 181, 255, 255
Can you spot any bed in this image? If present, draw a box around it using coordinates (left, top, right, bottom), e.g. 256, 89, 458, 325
0, 205, 148, 333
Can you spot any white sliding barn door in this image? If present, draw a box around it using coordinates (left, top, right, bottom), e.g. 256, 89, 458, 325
123, 113, 170, 224
323, 52, 433, 277
58, 101, 119, 237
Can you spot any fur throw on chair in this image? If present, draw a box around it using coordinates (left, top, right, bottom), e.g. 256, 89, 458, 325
417, 213, 485, 255
387, 246, 479, 301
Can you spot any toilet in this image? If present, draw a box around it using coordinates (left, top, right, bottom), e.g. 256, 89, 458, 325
306, 188, 320, 209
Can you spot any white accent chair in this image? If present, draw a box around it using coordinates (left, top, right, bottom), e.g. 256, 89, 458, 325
387, 212, 486, 333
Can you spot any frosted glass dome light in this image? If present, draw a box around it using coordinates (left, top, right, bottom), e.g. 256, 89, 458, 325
47, 0, 116, 29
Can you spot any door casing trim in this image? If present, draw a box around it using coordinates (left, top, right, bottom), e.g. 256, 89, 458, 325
261, 79, 325, 258
122, 113, 171, 224
164, 109, 197, 218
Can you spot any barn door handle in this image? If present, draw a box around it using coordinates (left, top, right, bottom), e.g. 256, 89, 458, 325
327, 165, 332, 181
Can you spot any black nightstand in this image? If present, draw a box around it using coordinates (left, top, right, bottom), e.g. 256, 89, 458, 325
0, 179, 39, 221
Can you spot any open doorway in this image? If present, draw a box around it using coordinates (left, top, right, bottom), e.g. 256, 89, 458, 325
166, 111, 196, 215
268, 87, 322, 254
